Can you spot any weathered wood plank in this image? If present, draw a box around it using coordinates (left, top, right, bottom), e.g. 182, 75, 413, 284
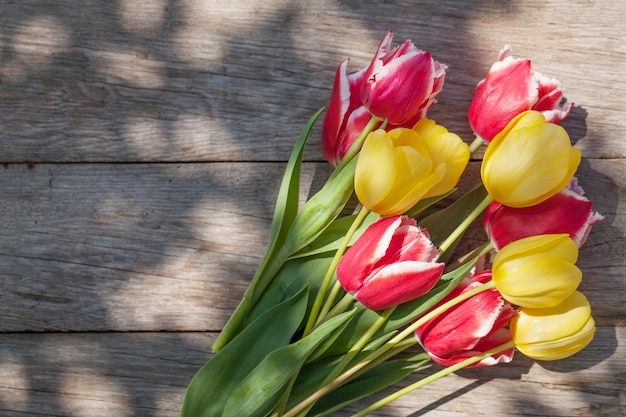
0, 0, 624, 162
0, 329, 623, 416
0, 160, 623, 332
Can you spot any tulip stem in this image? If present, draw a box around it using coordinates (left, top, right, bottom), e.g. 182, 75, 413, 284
438, 193, 494, 254
350, 340, 516, 417
469, 136, 486, 155
331, 116, 381, 178
283, 280, 497, 416
304, 206, 371, 335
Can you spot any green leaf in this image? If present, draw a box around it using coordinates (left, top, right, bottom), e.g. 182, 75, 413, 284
289, 211, 379, 259
212, 108, 324, 352
309, 353, 431, 416
181, 287, 309, 417
418, 183, 488, 262
282, 155, 359, 255
223, 309, 357, 417
242, 254, 333, 331
404, 188, 456, 218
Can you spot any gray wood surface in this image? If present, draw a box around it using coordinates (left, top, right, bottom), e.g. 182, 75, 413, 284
1, 0, 624, 416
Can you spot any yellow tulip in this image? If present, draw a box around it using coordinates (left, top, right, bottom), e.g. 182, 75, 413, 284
355, 123, 469, 216
492, 234, 581, 308
481, 110, 580, 208
511, 291, 595, 361
412, 118, 470, 199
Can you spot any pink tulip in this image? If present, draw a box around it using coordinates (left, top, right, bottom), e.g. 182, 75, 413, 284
336, 215, 444, 310
484, 178, 604, 250
321, 59, 374, 166
361, 31, 447, 126
415, 271, 517, 367
468, 46, 573, 142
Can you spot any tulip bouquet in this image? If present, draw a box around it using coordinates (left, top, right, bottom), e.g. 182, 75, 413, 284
181, 32, 602, 417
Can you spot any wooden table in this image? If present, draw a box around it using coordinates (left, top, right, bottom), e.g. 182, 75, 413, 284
1, 1, 624, 416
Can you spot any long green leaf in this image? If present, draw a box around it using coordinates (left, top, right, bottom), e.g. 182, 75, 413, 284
222, 309, 357, 417
181, 287, 309, 417
282, 155, 359, 255
242, 254, 333, 331
289, 211, 379, 260
309, 353, 431, 416
212, 108, 324, 352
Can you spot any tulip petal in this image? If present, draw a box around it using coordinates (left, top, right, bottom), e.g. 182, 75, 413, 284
482, 113, 581, 207
321, 59, 370, 165
484, 179, 603, 249
468, 56, 535, 141
511, 291, 595, 360
337, 216, 405, 293
355, 130, 397, 210
355, 261, 444, 310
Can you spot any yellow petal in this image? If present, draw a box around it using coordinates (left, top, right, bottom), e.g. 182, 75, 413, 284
494, 234, 579, 268
481, 112, 580, 207
355, 130, 397, 210
511, 291, 595, 360
422, 132, 470, 198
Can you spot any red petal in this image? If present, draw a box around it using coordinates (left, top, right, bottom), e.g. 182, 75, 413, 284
484, 180, 603, 249
416, 288, 510, 355
425, 328, 515, 367
468, 57, 534, 141
355, 261, 444, 310
322, 60, 352, 165
337, 216, 405, 292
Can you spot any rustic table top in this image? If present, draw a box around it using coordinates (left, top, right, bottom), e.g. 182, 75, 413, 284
1, 1, 624, 416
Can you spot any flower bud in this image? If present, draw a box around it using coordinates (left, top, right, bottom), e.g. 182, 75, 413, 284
355, 121, 468, 216
481, 110, 580, 208
321, 59, 373, 166
511, 291, 595, 361
361, 31, 446, 126
415, 271, 516, 367
468, 46, 573, 142
492, 234, 581, 308
337, 215, 444, 310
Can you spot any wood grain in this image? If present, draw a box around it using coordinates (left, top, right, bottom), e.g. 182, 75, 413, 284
0, 0, 624, 163
0, 160, 622, 331
0, 0, 624, 415
0, 329, 623, 416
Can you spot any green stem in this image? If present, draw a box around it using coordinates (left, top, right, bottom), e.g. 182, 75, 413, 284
284, 280, 497, 416
469, 136, 486, 155
444, 241, 494, 273
330, 116, 381, 179
327, 306, 396, 382
284, 307, 396, 417
304, 206, 370, 335
438, 193, 494, 254
316, 283, 352, 325
351, 340, 516, 417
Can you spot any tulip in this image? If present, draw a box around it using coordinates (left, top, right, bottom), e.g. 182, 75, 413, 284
481, 110, 581, 208
492, 234, 582, 308
415, 270, 517, 366
412, 118, 470, 199
355, 123, 468, 216
336, 215, 444, 310
321, 59, 375, 166
511, 291, 595, 361
484, 178, 604, 250
361, 30, 447, 126
468, 46, 573, 142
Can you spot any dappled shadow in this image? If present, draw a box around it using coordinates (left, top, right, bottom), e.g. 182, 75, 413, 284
0, 0, 622, 415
